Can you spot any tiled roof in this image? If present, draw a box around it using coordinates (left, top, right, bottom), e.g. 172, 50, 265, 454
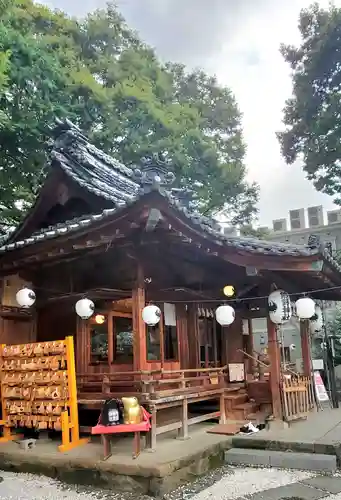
0, 210, 118, 253
0, 188, 333, 263
51, 120, 139, 206
0, 119, 339, 270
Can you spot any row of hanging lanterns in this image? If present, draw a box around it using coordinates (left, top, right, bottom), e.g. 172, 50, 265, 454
15, 286, 321, 327
267, 289, 322, 326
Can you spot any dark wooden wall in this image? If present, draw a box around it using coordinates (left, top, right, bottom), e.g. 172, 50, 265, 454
37, 303, 76, 343
225, 314, 244, 364
0, 315, 36, 345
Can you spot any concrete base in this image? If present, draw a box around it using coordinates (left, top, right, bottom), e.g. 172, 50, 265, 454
266, 419, 289, 431
0, 424, 232, 497
225, 448, 337, 472
231, 407, 341, 463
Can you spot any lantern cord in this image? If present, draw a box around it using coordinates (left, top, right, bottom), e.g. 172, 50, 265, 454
22, 283, 341, 304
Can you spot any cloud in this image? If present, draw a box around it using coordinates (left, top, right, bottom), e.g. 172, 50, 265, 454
45, 0, 274, 65
45, 0, 339, 226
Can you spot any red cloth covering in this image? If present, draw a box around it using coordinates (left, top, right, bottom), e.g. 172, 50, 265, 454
91, 406, 151, 435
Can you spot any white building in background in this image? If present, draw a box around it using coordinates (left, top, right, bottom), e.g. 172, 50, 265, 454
266, 206, 341, 367
251, 316, 302, 364
219, 206, 341, 369
270, 205, 341, 253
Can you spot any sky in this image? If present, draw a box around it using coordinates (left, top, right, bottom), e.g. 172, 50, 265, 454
44, 0, 340, 227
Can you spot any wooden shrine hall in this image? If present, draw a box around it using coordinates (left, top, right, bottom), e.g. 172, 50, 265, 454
0, 119, 340, 443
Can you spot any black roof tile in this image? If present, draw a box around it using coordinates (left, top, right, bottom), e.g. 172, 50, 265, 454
0, 119, 339, 271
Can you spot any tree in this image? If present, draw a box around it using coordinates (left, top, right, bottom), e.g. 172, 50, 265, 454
240, 225, 271, 239
0, 50, 10, 128
165, 64, 259, 222
0, 0, 110, 223
278, 3, 341, 203
326, 307, 341, 366
0, 1, 258, 225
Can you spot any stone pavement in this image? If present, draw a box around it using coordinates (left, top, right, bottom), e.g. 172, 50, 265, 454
241, 476, 341, 500
1, 465, 341, 500
232, 408, 341, 457
191, 469, 341, 500
0, 466, 320, 500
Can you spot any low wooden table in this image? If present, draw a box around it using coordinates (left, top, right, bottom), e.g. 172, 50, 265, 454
91, 409, 151, 460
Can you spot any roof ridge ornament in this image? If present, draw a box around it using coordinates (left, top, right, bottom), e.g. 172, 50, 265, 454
170, 187, 195, 209
308, 233, 332, 255
133, 153, 175, 193
49, 117, 88, 150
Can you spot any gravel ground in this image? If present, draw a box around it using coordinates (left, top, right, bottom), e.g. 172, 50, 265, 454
191, 467, 314, 500
0, 467, 316, 500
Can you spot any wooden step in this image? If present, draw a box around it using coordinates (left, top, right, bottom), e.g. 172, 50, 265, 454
231, 402, 259, 420
207, 422, 245, 436
224, 392, 249, 411
225, 392, 248, 402
235, 401, 258, 411
225, 386, 243, 394
246, 411, 270, 424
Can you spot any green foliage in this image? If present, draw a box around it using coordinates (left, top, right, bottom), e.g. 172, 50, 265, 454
165, 64, 259, 220
0, 0, 258, 225
327, 307, 341, 365
239, 225, 271, 239
328, 308, 341, 338
0, 49, 10, 128
278, 3, 341, 203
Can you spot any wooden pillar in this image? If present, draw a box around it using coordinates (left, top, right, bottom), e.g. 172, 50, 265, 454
221, 324, 228, 367
178, 398, 189, 440
246, 319, 254, 357
227, 314, 244, 364
267, 317, 282, 419
176, 304, 189, 369
188, 304, 200, 368
244, 318, 255, 379
132, 263, 146, 371
76, 316, 89, 372
300, 320, 311, 376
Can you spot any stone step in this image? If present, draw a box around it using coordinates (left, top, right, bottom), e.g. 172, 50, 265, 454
225, 448, 337, 472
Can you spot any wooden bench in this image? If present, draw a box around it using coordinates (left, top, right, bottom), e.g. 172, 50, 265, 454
91, 407, 151, 460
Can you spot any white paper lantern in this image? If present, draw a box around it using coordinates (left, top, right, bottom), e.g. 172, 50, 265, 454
142, 305, 161, 326
268, 289, 292, 324
75, 298, 95, 319
295, 297, 315, 320
215, 305, 235, 326
16, 288, 36, 308
310, 304, 323, 334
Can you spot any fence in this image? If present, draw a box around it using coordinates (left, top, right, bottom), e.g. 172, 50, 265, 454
281, 375, 315, 421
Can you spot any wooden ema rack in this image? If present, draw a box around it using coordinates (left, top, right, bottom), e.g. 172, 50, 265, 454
0, 336, 89, 452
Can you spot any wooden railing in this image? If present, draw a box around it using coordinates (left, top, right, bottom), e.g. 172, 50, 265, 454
281, 375, 315, 422
77, 371, 143, 401
238, 349, 270, 380
76, 366, 227, 402
77, 366, 228, 449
